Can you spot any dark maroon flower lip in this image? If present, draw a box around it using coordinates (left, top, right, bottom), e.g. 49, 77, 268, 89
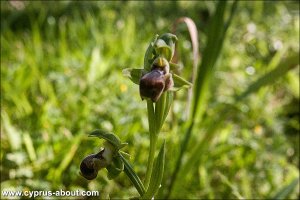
79, 149, 107, 180
139, 69, 165, 102
139, 57, 174, 102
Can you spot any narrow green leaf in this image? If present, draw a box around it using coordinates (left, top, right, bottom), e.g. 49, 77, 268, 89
172, 73, 192, 90
222, 0, 238, 42
273, 178, 299, 200
122, 68, 146, 85
191, 0, 227, 121
119, 153, 146, 196
142, 141, 165, 199
237, 52, 299, 100
89, 129, 127, 150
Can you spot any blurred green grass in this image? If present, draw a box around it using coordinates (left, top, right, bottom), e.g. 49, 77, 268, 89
1, 1, 299, 199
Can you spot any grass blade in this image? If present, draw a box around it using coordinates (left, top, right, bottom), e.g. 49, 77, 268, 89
272, 178, 299, 200
172, 17, 199, 118
54, 133, 84, 181
172, 17, 199, 81
236, 52, 299, 100
23, 132, 37, 162
170, 49, 299, 198
166, 1, 237, 198
1, 111, 22, 150
218, 172, 245, 200
191, 1, 228, 122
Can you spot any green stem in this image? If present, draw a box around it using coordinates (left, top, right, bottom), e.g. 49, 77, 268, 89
144, 132, 157, 189
119, 153, 146, 196
147, 100, 156, 135
155, 92, 166, 132
144, 100, 157, 190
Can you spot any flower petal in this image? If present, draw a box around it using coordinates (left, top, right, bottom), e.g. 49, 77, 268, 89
122, 68, 146, 85
172, 73, 193, 91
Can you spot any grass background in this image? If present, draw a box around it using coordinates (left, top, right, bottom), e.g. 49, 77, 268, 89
1, 1, 299, 199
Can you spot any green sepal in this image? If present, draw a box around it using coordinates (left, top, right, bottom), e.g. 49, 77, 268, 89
172, 73, 192, 91
154, 39, 172, 62
122, 68, 192, 92
157, 33, 178, 61
119, 151, 131, 159
144, 35, 159, 71
158, 33, 178, 46
122, 68, 146, 85
89, 129, 128, 150
106, 155, 124, 180
142, 141, 165, 199
170, 62, 183, 71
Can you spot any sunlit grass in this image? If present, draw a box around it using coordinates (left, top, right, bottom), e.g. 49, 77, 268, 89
1, 1, 299, 199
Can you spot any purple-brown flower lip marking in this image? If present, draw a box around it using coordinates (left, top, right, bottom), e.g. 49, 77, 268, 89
139, 57, 173, 102
80, 149, 107, 180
